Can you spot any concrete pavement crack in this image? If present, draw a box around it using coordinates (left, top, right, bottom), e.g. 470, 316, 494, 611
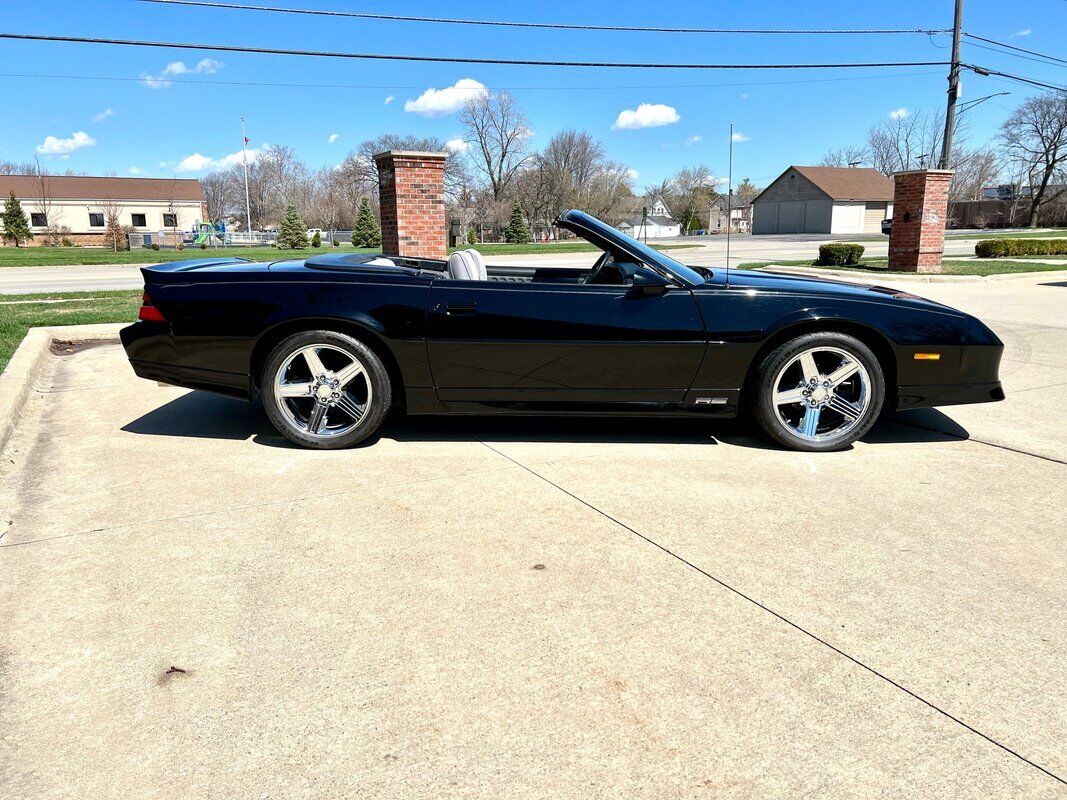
474, 437, 1067, 788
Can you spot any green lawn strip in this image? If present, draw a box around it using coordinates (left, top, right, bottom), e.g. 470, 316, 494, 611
0, 291, 140, 372
945, 229, 1067, 240
738, 258, 1067, 277
0, 242, 699, 268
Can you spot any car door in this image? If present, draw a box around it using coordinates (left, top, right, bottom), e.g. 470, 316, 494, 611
425, 273, 706, 405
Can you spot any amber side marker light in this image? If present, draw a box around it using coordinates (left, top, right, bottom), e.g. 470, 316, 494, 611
914, 353, 941, 361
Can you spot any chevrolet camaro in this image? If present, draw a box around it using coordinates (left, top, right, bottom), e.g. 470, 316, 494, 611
121, 210, 1004, 452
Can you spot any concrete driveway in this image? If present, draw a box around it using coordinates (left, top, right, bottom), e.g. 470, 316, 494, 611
1, 276, 1064, 798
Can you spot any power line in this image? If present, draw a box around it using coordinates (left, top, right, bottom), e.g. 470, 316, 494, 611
963, 63, 1067, 92
965, 40, 1067, 69
0, 33, 952, 70
0, 68, 946, 92
134, 0, 951, 36
963, 32, 1067, 67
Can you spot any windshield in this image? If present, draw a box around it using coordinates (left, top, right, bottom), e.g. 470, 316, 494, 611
556, 210, 705, 286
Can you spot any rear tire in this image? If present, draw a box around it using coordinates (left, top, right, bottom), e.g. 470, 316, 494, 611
753, 332, 884, 452
262, 330, 391, 449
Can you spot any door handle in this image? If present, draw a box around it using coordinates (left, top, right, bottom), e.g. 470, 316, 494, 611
445, 302, 477, 316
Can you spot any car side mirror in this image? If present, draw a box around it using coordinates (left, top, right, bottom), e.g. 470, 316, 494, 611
629, 268, 670, 297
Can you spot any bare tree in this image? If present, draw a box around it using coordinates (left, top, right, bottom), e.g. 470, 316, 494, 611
818, 145, 869, 168
200, 171, 235, 225
0, 160, 37, 175
33, 155, 60, 246
949, 147, 1001, 202
99, 196, 126, 252
1000, 92, 1067, 227
462, 90, 532, 200
866, 109, 952, 175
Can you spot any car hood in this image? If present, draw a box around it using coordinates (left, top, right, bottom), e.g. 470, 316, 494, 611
708, 267, 956, 313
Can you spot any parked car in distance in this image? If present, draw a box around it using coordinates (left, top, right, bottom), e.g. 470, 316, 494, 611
121, 210, 1004, 452
882, 218, 892, 235
307, 228, 323, 240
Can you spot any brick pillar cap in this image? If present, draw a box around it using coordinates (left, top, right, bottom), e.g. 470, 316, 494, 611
892, 169, 955, 177
372, 149, 449, 162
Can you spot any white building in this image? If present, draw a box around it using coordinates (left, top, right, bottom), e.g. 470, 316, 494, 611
751, 166, 894, 235
0, 174, 206, 246
617, 194, 682, 239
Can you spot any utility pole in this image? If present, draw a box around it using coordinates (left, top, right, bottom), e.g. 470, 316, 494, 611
939, 0, 964, 170
240, 116, 253, 247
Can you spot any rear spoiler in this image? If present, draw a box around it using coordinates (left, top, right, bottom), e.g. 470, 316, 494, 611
142, 257, 252, 273
140, 257, 255, 286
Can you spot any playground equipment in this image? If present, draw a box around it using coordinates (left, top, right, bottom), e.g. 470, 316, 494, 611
193, 220, 226, 246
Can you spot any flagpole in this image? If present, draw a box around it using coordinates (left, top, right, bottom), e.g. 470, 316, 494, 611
241, 115, 253, 247
726, 122, 734, 287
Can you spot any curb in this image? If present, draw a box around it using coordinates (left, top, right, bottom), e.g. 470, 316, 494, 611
0, 323, 124, 454
756, 265, 1063, 284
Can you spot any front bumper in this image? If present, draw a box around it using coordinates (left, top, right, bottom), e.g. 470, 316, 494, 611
895, 381, 1005, 410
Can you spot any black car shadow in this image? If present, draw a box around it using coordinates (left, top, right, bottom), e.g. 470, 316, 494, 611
122, 392, 970, 451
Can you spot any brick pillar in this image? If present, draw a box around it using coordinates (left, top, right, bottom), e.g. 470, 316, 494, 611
372, 150, 448, 259
887, 169, 953, 273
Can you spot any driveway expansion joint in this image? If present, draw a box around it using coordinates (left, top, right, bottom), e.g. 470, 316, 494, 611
472, 436, 1067, 788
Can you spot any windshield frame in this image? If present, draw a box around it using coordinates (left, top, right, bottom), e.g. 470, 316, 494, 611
554, 209, 705, 287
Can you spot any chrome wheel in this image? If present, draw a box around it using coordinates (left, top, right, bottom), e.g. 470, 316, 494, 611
772, 346, 871, 443
273, 344, 372, 437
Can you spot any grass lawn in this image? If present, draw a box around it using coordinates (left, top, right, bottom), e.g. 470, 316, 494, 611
738, 257, 1067, 277
0, 241, 699, 268
945, 228, 1067, 240
0, 290, 139, 372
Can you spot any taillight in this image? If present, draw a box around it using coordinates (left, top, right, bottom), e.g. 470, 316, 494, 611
138, 291, 166, 322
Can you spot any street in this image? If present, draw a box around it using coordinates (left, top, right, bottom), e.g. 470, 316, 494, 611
0, 233, 996, 295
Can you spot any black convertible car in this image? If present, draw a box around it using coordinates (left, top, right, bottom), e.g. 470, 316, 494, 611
121, 210, 1003, 452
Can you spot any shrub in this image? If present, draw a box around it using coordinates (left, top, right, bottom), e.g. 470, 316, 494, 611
311, 230, 321, 248
333, 239, 341, 247
352, 198, 382, 247
176, 242, 184, 251
61, 236, 75, 247
151, 243, 160, 251
277, 204, 308, 249
467, 228, 477, 245
817, 243, 865, 266
505, 201, 531, 244
200, 242, 208, 249
975, 238, 1067, 258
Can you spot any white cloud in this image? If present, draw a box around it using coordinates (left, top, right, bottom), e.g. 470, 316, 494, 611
612, 103, 680, 130
93, 107, 114, 123
174, 145, 264, 173
142, 58, 223, 89
128, 166, 144, 175
328, 133, 339, 144
384, 94, 394, 104
404, 78, 487, 116
445, 137, 469, 153
731, 131, 750, 142
889, 107, 910, 120
36, 131, 96, 155
626, 168, 640, 181
715, 176, 729, 186
1014, 27, 1031, 37
740, 93, 749, 100
686, 135, 703, 145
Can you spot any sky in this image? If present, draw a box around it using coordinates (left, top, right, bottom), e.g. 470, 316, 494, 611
1, 0, 1064, 190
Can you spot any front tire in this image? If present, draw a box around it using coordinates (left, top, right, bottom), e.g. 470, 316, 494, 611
753, 332, 884, 452
262, 330, 392, 449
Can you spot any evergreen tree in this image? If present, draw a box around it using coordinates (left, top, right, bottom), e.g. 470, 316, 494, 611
276, 204, 307, 249
505, 201, 530, 244
352, 197, 382, 248
311, 230, 322, 248
1, 191, 33, 247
